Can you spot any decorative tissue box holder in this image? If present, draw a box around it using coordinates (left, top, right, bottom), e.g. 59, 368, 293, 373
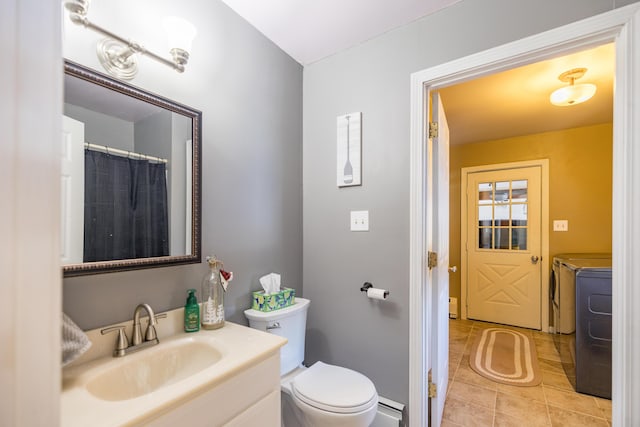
252, 288, 295, 312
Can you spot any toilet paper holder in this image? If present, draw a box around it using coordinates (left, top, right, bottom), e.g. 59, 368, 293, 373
360, 282, 390, 298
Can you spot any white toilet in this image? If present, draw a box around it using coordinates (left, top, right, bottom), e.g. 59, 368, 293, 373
244, 297, 378, 427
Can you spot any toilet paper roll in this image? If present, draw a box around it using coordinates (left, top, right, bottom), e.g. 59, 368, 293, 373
367, 288, 388, 300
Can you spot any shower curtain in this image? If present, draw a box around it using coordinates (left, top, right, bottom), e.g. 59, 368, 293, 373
83, 150, 169, 262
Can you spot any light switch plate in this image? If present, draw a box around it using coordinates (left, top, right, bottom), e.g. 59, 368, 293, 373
553, 220, 569, 232
350, 210, 369, 231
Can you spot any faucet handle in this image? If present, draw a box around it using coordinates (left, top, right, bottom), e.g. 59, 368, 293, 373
153, 313, 167, 323
101, 325, 128, 357
145, 313, 167, 342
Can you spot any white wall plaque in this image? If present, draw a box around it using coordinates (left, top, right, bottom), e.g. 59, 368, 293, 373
337, 112, 361, 187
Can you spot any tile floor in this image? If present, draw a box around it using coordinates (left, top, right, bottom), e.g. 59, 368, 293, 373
442, 319, 612, 427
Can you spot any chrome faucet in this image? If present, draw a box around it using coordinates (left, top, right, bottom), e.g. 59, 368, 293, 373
101, 303, 167, 357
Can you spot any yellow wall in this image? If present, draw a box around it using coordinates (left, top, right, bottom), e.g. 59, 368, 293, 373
449, 123, 613, 313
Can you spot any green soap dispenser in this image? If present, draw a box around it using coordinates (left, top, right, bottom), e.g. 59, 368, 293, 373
184, 289, 200, 332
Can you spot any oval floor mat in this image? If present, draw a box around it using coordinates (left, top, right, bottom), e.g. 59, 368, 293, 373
469, 327, 542, 386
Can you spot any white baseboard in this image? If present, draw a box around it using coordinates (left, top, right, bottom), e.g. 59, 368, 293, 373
371, 397, 405, 427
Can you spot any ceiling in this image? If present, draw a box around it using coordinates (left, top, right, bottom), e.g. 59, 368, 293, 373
438, 43, 615, 145
220, 0, 461, 65
220, 3, 614, 146
65, 73, 162, 122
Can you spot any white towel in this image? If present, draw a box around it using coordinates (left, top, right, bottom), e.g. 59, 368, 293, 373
62, 313, 92, 366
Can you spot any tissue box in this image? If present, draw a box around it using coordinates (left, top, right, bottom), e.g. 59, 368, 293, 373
252, 288, 295, 312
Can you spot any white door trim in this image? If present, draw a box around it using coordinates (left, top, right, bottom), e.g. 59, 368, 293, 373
409, 4, 640, 426
460, 160, 550, 332
1, 0, 62, 425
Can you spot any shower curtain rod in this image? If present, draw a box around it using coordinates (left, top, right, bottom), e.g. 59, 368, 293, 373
84, 142, 168, 164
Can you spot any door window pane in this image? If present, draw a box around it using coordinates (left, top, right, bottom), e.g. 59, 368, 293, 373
495, 204, 509, 225
512, 228, 527, 250
478, 183, 492, 205
512, 180, 528, 202
479, 228, 492, 249
476, 178, 529, 251
511, 204, 527, 226
478, 205, 492, 226
494, 228, 510, 249
495, 181, 510, 203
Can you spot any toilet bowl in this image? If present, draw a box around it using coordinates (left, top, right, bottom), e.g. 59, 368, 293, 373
244, 298, 378, 427
282, 362, 378, 427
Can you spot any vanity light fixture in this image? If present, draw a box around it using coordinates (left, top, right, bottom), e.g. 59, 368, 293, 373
549, 68, 597, 106
64, 0, 197, 80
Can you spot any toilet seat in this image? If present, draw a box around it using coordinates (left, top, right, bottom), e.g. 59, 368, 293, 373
290, 362, 377, 414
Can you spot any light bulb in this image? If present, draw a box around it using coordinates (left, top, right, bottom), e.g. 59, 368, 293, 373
550, 83, 596, 106
163, 16, 197, 53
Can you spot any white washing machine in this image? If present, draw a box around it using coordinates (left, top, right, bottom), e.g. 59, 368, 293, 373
551, 253, 611, 335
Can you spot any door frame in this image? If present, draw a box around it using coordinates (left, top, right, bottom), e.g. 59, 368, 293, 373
1, 0, 62, 425
460, 160, 550, 331
409, 5, 640, 427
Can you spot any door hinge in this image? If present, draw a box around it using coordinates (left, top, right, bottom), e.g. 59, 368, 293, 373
428, 122, 438, 139
428, 369, 437, 399
428, 381, 437, 398
428, 251, 438, 270
427, 369, 437, 399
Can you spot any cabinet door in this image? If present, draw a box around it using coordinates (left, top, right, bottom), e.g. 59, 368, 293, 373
224, 390, 280, 427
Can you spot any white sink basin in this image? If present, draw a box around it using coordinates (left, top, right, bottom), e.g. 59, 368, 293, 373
62, 319, 287, 427
85, 336, 223, 401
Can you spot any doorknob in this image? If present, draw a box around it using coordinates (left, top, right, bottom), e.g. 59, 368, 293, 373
448, 266, 457, 273
531, 256, 540, 264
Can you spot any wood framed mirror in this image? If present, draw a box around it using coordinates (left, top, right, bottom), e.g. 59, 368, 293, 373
62, 59, 201, 276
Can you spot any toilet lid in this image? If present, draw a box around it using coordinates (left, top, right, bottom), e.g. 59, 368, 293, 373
291, 362, 377, 414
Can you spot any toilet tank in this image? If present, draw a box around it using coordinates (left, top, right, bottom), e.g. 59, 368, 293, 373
244, 297, 310, 376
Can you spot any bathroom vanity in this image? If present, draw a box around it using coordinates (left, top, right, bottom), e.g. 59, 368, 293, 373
61, 308, 287, 426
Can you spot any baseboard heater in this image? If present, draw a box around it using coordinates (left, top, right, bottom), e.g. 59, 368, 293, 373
371, 396, 406, 427
449, 297, 458, 319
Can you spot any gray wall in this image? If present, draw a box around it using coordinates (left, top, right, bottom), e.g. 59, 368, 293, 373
63, 0, 303, 330
64, 103, 134, 150
135, 110, 172, 160
302, 0, 635, 406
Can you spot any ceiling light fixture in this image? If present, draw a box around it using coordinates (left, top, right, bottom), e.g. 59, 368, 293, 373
549, 68, 596, 106
64, 0, 197, 80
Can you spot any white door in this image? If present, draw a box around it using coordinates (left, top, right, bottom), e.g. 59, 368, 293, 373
61, 115, 85, 264
430, 93, 450, 426
185, 139, 193, 254
466, 166, 542, 329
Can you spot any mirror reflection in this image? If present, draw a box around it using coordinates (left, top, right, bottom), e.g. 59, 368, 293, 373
62, 60, 201, 276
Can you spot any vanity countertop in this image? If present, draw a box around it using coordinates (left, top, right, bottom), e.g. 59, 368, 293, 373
61, 316, 286, 427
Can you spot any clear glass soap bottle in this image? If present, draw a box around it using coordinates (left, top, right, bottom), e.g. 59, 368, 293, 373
201, 256, 225, 329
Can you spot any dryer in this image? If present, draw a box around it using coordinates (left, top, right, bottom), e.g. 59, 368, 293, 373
550, 254, 612, 399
